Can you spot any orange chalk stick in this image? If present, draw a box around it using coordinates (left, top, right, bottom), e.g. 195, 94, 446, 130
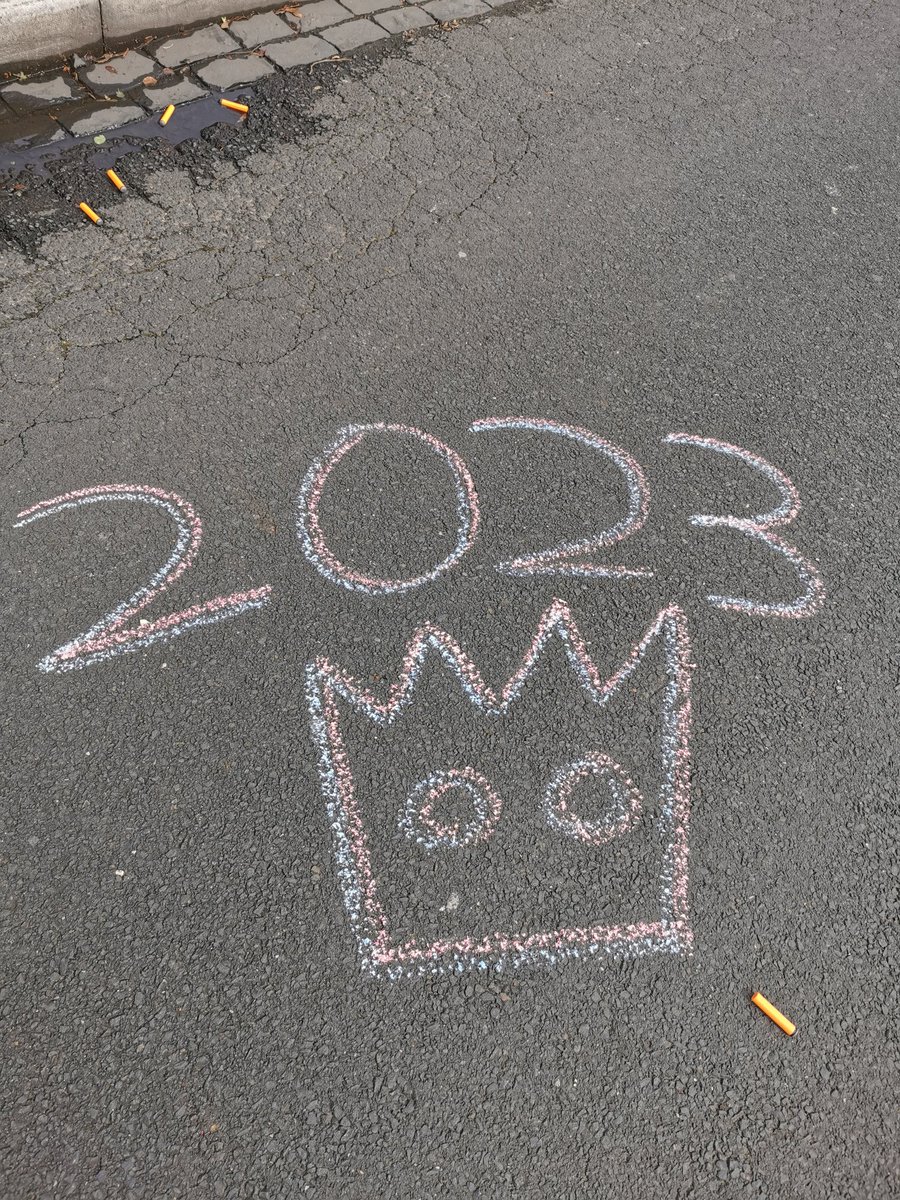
159, 104, 176, 126
106, 169, 126, 192
219, 98, 249, 114
78, 202, 102, 225
751, 992, 796, 1036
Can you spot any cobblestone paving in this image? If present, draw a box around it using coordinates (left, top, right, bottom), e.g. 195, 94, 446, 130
0, 0, 504, 152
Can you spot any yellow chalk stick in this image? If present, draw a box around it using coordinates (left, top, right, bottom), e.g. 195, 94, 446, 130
78, 202, 102, 225
159, 104, 176, 126
751, 992, 796, 1036
106, 168, 126, 192
219, 98, 249, 114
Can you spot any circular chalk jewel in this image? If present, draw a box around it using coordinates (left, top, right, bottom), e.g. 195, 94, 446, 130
544, 753, 643, 845
400, 767, 502, 851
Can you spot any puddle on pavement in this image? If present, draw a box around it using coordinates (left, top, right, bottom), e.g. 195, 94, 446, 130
0, 92, 249, 181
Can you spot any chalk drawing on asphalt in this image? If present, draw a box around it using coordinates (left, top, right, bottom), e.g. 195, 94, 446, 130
14, 484, 271, 673
543, 753, 644, 846
399, 767, 503, 852
296, 422, 481, 595
305, 598, 694, 978
663, 433, 826, 618
15, 427, 826, 677
469, 417, 653, 578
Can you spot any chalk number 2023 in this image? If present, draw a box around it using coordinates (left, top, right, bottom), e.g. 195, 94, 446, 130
14, 418, 825, 674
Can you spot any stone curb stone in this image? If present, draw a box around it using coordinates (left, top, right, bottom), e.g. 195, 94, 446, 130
155, 25, 237, 68
1, 76, 81, 114
139, 78, 207, 109
80, 50, 155, 91
343, 0, 395, 14
229, 11, 295, 48
0, 0, 510, 142
0, 0, 102, 71
60, 102, 145, 136
103, 0, 242, 40
423, 0, 489, 17
263, 36, 339, 69
374, 6, 435, 33
284, 0, 355, 32
195, 54, 276, 87
323, 18, 389, 50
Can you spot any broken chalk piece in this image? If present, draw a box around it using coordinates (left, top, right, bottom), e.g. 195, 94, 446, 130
78, 202, 102, 225
106, 169, 126, 192
751, 991, 796, 1036
159, 104, 176, 126
219, 99, 249, 114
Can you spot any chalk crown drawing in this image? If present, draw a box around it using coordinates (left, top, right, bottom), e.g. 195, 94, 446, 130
305, 599, 695, 978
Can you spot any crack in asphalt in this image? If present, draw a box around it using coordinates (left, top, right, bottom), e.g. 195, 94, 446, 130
1, 2, 899, 1191
0, 9, 555, 473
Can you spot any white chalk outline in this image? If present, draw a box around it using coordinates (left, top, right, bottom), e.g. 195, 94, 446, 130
399, 767, 502, 852
15, 484, 272, 673
296, 423, 481, 595
306, 599, 694, 978
469, 417, 653, 578
543, 753, 644, 845
663, 433, 826, 618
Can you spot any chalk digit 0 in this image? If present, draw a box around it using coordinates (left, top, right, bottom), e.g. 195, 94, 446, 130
296, 422, 481, 595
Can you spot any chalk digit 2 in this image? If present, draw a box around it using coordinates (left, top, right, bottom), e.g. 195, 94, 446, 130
469, 417, 652, 577
663, 433, 825, 618
14, 484, 272, 673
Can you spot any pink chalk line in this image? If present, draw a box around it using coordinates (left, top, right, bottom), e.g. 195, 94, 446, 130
297, 423, 481, 595
664, 433, 825, 618
400, 767, 503, 851
306, 598, 694, 978
469, 417, 653, 578
15, 484, 272, 673
543, 753, 644, 846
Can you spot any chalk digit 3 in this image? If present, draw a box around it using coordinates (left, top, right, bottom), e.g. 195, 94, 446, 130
469, 417, 652, 577
14, 484, 272, 673
296, 423, 481, 595
663, 433, 825, 618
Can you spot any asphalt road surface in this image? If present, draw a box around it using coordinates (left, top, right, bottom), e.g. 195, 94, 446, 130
2, 0, 899, 1196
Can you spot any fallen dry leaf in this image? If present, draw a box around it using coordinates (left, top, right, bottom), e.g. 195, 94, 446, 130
220, 15, 231, 27
276, 4, 303, 14
142, 75, 157, 86
93, 47, 129, 63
